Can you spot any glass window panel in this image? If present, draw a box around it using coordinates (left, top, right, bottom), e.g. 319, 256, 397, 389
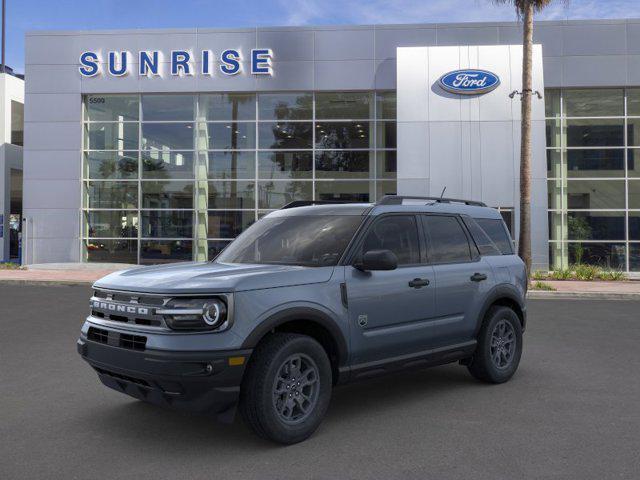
568, 243, 626, 269
85, 122, 139, 150
208, 181, 255, 209
85, 151, 138, 179
207, 211, 255, 238
141, 240, 193, 264
548, 212, 565, 242
85, 239, 138, 264
546, 119, 562, 148
376, 180, 397, 200
315, 180, 372, 202
315, 151, 372, 179
315, 92, 373, 119
199, 93, 255, 121
376, 91, 396, 119
10, 100, 23, 146
627, 118, 640, 147
629, 213, 640, 241
630, 244, 640, 272
85, 211, 138, 238
199, 122, 256, 150
141, 211, 193, 238
423, 216, 472, 264
258, 93, 312, 120
208, 240, 232, 260
258, 151, 313, 179
86, 181, 138, 209
258, 122, 313, 149
142, 181, 193, 209
500, 210, 514, 236
376, 122, 396, 149
315, 122, 371, 149
629, 149, 640, 178
566, 119, 624, 147
544, 89, 560, 118
377, 151, 397, 179
567, 180, 625, 209
566, 149, 624, 178
142, 150, 194, 179
258, 181, 312, 209
142, 94, 194, 121
563, 89, 623, 117
629, 181, 640, 209
627, 88, 640, 117
204, 151, 255, 179
362, 216, 420, 265
567, 212, 625, 240
547, 150, 562, 178
547, 179, 565, 210
142, 123, 195, 150
85, 94, 139, 122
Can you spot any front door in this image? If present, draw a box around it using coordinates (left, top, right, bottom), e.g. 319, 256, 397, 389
345, 214, 436, 365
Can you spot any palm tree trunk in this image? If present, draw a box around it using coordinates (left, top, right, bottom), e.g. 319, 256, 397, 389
519, 2, 534, 276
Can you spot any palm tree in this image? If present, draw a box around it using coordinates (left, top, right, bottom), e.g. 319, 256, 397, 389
494, 0, 553, 276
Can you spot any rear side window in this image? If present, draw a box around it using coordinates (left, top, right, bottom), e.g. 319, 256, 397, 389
422, 215, 472, 264
361, 215, 421, 265
475, 218, 514, 255
463, 217, 502, 256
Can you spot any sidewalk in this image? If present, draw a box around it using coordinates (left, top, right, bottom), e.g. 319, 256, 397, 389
0, 263, 134, 286
529, 280, 640, 300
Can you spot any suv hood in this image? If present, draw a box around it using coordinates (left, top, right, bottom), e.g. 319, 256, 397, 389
93, 262, 335, 294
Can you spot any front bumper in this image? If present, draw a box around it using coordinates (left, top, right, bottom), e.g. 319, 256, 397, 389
77, 334, 252, 422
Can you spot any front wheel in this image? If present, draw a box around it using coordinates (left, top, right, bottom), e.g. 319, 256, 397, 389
467, 306, 523, 384
240, 333, 332, 444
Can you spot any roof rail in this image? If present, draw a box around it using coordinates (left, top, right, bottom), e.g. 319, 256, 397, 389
376, 195, 487, 207
280, 200, 355, 209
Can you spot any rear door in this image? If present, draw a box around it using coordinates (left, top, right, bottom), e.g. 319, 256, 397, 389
420, 214, 494, 345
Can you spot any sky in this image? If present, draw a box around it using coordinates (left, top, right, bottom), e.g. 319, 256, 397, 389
5, 0, 640, 73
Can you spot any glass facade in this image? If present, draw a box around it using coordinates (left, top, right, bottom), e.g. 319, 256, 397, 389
546, 88, 640, 272
82, 92, 397, 264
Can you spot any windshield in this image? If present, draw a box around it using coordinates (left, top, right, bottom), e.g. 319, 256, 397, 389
216, 215, 363, 267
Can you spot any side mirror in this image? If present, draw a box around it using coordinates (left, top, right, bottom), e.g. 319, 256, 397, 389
354, 249, 398, 271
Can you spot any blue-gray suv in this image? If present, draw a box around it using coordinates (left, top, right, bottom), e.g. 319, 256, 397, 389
78, 195, 527, 444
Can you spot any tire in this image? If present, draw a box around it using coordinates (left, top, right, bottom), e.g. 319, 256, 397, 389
240, 333, 332, 444
467, 306, 523, 384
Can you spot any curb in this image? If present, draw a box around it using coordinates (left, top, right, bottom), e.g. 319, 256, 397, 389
528, 291, 640, 301
0, 279, 94, 287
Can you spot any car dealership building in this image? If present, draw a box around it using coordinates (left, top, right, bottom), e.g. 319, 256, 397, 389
21, 18, 640, 272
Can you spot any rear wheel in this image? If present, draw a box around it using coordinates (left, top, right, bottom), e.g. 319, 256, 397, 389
240, 333, 332, 444
467, 306, 523, 384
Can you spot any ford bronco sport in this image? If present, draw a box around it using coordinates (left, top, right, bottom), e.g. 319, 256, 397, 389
78, 195, 527, 444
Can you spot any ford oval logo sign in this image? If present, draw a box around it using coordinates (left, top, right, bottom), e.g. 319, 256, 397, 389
438, 69, 500, 95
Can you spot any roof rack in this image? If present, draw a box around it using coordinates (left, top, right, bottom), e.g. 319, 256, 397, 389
376, 195, 487, 207
280, 200, 355, 209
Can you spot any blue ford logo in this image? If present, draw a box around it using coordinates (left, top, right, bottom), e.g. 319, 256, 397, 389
438, 69, 500, 95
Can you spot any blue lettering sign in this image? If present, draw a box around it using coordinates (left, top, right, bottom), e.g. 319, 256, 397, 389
139, 51, 160, 76
438, 69, 500, 95
220, 49, 241, 75
108, 51, 128, 76
171, 50, 192, 76
251, 49, 273, 75
201, 50, 212, 75
79, 52, 99, 77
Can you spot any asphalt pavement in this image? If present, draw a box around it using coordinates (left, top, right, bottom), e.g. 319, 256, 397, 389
1, 284, 639, 480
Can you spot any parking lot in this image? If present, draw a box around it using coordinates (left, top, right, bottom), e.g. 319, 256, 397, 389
1, 284, 639, 480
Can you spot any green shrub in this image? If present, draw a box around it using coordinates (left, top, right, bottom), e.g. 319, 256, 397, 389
0, 262, 22, 270
531, 270, 548, 281
550, 268, 573, 280
531, 281, 556, 291
597, 270, 626, 281
573, 264, 601, 281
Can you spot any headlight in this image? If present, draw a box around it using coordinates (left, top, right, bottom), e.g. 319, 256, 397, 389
158, 298, 229, 331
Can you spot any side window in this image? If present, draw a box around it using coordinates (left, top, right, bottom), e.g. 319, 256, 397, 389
462, 217, 501, 256
360, 215, 420, 265
475, 218, 514, 255
423, 215, 472, 264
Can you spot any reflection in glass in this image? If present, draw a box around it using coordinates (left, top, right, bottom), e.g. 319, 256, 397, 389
629, 181, 640, 209
315, 92, 373, 119
566, 149, 624, 177
258, 151, 313, 179
630, 214, 640, 241
544, 89, 560, 118
562, 89, 623, 117
548, 212, 565, 242
376, 122, 396, 149
547, 150, 562, 178
567, 212, 625, 240
85, 211, 138, 238
568, 243, 626, 269
141, 211, 193, 238
199, 122, 256, 150
142, 95, 194, 121
86, 181, 138, 209
547, 179, 565, 210
315, 180, 372, 202
376, 180, 397, 200
141, 240, 193, 264
85, 95, 139, 122
208, 181, 255, 209
205, 151, 255, 179
258, 122, 313, 149
315, 122, 371, 149
85, 151, 138, 179
142, 181, 194, 209
627, 88, 640, 116
315, 151, 371, 179
629, 149, 640, 177
258, 93, 312, 120
199, 93, 255, 121
546, 119, 562, 148
85, 123, 139, 150
85, 239, 137, 264
631, 244, 640, 271
566, 180, 625, 209
566, 119, 624, 147
142, 123, 195, 150
142, 150, 194, 179
207, 211, 255, 238
258, 181, 312, 209
208, 240, 232, 260
627, 118, 640, 147
376, 91, 396, 119
377, 151, 397, 179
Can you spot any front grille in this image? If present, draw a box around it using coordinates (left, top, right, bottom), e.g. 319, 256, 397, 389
87, 327, 108, 344
119, 333, 147, 351
90, 289, 167, 329
86, 327, 147, 351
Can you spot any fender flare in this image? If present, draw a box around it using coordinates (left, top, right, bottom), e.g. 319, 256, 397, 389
241, 306, 349, 366
474, 283, 527, 335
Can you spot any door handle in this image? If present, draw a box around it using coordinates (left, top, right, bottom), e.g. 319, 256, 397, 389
409, 278, 430, 289
470, 272, 488, 282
